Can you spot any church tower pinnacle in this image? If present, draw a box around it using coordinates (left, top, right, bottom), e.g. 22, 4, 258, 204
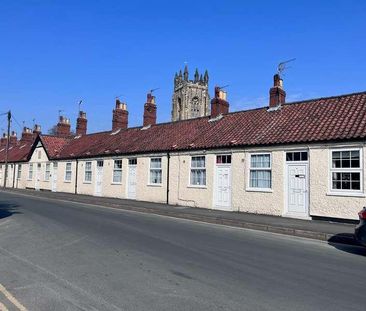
171, 65, 210, 121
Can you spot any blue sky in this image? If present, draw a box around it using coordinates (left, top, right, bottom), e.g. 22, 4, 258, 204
0, 0, 365, 134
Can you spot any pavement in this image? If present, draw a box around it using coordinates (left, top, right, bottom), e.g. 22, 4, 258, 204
0, 190, 365, 311
0, 188, 358, 245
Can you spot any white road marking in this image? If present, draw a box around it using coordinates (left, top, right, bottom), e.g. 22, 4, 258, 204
0, 283, 27, 311
0, 246, 122, 311
0, 300, 9, 311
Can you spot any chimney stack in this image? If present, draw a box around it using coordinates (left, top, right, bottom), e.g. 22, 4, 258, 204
9, 131, 17, 146
269, 74, 286, 108
56, 116, 71, 138
143, 93, 157, 127
211, 86, 229, 118
112, 99, 128, 131
0, 134, 7, 148
76, 111, 87, 136
33, 124, 41, 139
21, 127, 33, 143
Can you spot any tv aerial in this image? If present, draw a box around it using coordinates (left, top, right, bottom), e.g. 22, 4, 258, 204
278, 58, 296, 77
58, 109, 64, 117
149, 87, 160, 94
218, 84, 230, 90
78, 100, 83, 112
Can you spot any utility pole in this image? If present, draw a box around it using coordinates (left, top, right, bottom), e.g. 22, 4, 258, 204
3, 110, 11, 188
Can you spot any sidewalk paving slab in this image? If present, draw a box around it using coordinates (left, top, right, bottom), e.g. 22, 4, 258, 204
0, 188, 358, 245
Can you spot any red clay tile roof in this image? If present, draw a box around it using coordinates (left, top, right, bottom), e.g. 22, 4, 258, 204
3, 91, 366, 162
40, 135, 71, 158
0, 142, 33, 163
50, 91, 366, 160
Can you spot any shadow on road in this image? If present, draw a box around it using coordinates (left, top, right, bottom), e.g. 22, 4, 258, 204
328, 233, 366, 256
0, 201, 20, 219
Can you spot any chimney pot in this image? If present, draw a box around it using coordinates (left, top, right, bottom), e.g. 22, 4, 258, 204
143, 93, 157, 126
112, 99, 128, 131
269, 74, 286, 108
21, 127, 34, 143
210, 86, 229, 118
76, 111, 88, 136
9, 131, 17, 146
56, 116, 71, 137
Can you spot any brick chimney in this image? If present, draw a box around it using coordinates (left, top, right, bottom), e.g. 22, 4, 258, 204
0, 134, 7, 148
269, 74, 286, 108
76, 111, 87, 136
33, 124, 41, 139
9, 131, 17, 146
211, 86, 229, 118
143, 93, 157, 126
56, 116, 71, 138
112, 99, 128, 131
20, 127, 33, 143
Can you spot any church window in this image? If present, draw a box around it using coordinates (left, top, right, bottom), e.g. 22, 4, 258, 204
191, 97, 200, 118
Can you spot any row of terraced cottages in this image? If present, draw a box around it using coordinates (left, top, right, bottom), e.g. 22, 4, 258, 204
1, 76, 366, 221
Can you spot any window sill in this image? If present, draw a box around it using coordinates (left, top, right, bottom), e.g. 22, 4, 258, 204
147, 183, 162, 187
326, 191, 366, 198
246, 188, 273, 193
111, 182, 122, 185
83, 181, 92, 184
187, 185, 207, 189
64, 180, 72, 183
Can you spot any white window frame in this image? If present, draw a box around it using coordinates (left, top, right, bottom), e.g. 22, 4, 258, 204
17, 164, 22, 180
189, 155, 206, 187
28, 163, 33, 180
149, 157, 162, 185
112, 159, 123, 184
45, 163, 51, 181
64, 162, 72, 182
247, 153, 272, 192
84, 161, 92, 183
329, 147, 363, 196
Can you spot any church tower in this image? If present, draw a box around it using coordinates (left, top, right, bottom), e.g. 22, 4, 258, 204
171, 65, 210, 121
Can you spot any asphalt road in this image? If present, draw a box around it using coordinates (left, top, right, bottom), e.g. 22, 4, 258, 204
0, 191, 364, 311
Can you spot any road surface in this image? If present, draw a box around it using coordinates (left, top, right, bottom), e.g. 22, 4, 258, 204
0, 191, 364, 311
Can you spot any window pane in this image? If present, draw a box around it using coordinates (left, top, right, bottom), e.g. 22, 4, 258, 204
113, 170, 122, 183
251, 154, 270, 168
301, 152, 308, 161
114, 160, 122, 169
250, 170, 271, 188
151, 158, 161, 169
333, 181, 341, 189
286, 153, 293, 161
150, 170, 162, 184
341, 151, 351, 168
332, 152, 341, 168
351, 151, 360, 168
352, 181, 361, 190
192, 156, 205, 168
294, 152, 301, 161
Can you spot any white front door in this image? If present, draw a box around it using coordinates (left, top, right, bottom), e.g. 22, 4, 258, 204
35, 163, 41, 190
286, 164, 308, 217
128, 164, 137, 199
95, 160, 104, 196
214, 166, 232, 210
51, 162, 58, 192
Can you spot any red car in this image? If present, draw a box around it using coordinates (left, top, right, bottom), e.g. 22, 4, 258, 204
355, 207, 366, 246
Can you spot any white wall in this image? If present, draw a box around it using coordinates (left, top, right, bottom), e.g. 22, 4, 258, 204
8, 140, 366, 220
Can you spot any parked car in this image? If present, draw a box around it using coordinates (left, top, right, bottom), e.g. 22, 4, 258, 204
355, 207, 366, 246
